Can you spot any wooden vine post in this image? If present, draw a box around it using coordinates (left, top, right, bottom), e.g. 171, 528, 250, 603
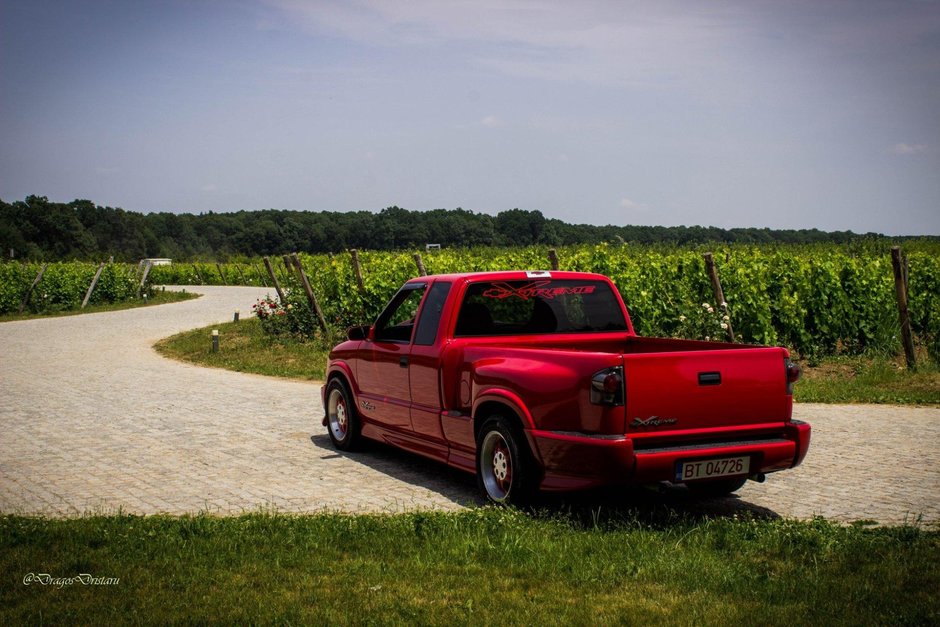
281, 255, 293, 281
192, 264, 204, 285
216, 263, 227, 284
548, 249, 560, 271
290, 253, 328, 332
891, 246, 916, 369
254, 263, 268, 287
136, 260, 153, 297
262, 256, 285, 302
19, 263, 48, 313
81, 261, 106, 309
413, 253, 427, 277
350, 249, 368, 321
350, 249, 365, 293
703, 252, 735, 342
234, 263, 248, 285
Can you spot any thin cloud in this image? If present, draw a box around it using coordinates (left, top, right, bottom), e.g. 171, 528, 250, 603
620, 197, 648, 211
480, 115, 501, 128
265, 0, 745, 87
891, 142, 927, 155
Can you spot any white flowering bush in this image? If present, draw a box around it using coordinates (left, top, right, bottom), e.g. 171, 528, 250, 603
674, 301, 731, 342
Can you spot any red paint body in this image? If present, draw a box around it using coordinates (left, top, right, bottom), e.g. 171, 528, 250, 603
323, 271, 811, 492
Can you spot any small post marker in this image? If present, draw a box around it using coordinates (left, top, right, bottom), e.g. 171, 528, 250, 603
211, 329, 219, 353
234, 309, 240, 323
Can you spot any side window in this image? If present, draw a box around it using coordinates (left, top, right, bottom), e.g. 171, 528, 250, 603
413, 282, 452, 345
374, 285, 427, 343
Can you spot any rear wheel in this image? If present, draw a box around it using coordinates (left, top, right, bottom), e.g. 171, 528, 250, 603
476, 416, 535, 505
325, 379, 360, 451
686, 476, 747, 498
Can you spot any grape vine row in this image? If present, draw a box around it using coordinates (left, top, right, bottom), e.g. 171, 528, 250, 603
4, 243, 937, 360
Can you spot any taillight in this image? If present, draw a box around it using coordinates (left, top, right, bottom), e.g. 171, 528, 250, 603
785, 358, 801, 395
591, 367, 624, 406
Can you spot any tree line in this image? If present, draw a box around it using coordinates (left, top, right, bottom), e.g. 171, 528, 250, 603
0, 195, 920, 261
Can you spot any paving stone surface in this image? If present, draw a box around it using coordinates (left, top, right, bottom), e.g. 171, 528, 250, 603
1, 285, 937, 524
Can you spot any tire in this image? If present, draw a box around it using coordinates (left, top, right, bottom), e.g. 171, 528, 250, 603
686, 476, 747, 498
475, 416, 535, 506
325, 378, 361, 451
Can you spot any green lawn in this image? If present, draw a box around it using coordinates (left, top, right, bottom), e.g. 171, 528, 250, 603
2, 510, 937, 625
154, 317, 330, 380
795, 354, 940, 405
1, 289, 199, 322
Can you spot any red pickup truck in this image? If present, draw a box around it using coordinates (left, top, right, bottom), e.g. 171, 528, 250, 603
322, 271, 810, 504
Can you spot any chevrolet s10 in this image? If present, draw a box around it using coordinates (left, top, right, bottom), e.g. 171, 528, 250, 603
322, 271, 810, 504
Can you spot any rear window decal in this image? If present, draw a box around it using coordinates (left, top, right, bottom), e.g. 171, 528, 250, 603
482, 281, 597, 300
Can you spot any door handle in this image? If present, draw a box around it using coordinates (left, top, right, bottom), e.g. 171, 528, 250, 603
698, 371, 721, 386
399, 356, 409, 368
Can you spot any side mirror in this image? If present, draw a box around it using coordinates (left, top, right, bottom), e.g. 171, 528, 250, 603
347, 325, 371, 341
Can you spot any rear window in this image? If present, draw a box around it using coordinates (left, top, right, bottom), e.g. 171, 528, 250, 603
454, 279, 627, 336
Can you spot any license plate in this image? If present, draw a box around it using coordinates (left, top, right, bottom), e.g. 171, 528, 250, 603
676, 456, 750, 482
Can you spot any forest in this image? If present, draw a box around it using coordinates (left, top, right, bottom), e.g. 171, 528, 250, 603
0, 195, 918, 261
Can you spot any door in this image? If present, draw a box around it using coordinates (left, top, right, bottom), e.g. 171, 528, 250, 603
356, 283, 427, 430
408, 281, 452, 442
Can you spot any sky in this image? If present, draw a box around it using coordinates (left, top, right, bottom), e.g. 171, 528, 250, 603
1, 0, 938, 235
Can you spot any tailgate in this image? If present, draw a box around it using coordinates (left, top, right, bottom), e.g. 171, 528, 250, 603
623, 347, 790, 434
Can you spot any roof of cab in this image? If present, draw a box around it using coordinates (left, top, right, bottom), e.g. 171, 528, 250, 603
404, 270, 612, 283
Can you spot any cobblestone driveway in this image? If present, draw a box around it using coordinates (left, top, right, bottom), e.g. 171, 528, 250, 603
1, 286, 937, 524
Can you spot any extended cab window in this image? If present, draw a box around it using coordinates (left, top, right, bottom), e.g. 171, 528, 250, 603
455, 279, 627, 336
374, 283, 427, 343
413, 281, 451, 345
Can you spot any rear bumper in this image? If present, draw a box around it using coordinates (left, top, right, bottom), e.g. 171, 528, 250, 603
528, 420, 812, 491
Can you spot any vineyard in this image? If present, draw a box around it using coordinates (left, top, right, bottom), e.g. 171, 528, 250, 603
0, 261, 141, 315
4, 243, 939, 361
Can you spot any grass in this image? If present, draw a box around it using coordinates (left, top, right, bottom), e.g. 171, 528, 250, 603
154, 317, 330, 380
0, 289, 199, 322
795, 354, 940, 405
1, 509, 937, 625
156, 318, 939, 405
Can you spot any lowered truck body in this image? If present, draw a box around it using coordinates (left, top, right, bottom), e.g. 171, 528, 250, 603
323, 271, 810, 504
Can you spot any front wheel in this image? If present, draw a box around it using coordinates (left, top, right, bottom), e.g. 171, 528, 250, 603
325, 379, 361, 451
476, 416, 535, 506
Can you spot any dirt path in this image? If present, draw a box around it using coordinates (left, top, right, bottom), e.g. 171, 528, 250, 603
1, 286, 937, 524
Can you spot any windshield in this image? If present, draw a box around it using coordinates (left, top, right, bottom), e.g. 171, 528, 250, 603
454, 279, 627, 336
